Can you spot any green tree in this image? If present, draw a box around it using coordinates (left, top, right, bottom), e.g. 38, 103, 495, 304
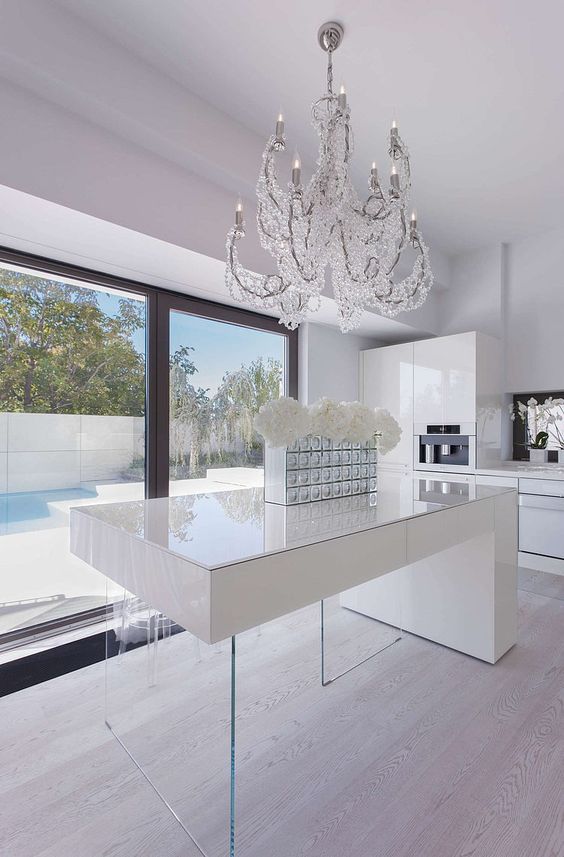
0, 269, 145, 415
169, 346, 212, 477
169, 353, 282, 478
213, 357, 282, 454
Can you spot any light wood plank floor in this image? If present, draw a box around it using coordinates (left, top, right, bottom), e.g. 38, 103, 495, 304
1, 577, 563, 857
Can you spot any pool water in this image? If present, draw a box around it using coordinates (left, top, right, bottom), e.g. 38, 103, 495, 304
0, 487, 98, 534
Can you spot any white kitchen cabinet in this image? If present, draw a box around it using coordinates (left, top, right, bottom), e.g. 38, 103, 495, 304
414, 332, 476, 425
363, 331, 502, 471
360, 342, 413, 468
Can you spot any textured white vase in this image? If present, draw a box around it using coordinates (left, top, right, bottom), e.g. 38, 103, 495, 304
529, 448, 548, 464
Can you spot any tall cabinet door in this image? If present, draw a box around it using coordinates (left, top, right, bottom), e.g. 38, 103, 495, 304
361, 342, 414, 467
414, 332, 476, 426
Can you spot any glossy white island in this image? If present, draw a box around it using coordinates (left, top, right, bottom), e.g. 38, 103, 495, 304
70, 473, 517, 857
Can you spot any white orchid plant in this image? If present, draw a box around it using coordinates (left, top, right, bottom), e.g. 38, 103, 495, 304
509, 396, 564, 449
254, 396, 402, 453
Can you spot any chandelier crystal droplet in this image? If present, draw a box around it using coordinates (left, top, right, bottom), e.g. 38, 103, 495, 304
225, 21, 433, 333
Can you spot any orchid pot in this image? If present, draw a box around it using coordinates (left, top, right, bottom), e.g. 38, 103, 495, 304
529, 431, 549, 463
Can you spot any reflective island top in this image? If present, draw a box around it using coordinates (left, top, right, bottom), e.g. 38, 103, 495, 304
70, 473, 514, 571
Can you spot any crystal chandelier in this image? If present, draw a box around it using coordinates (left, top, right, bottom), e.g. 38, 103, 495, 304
225, 21, 433, 333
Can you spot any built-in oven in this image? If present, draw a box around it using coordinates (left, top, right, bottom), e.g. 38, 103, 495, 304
413, 423, 476, 473
518, 478, 564, 560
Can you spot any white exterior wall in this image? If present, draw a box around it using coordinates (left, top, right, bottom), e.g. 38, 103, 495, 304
0, 413, 144, 493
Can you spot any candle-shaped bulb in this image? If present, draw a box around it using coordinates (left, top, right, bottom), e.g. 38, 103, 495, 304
392, 119, 397, 129
275, 110, 285, 139
292, 151, 302, 187
410, 209, 417, 222
338, 83, 347, 109
391, 162, 397, 175
235, 196, 243, 227
370, 161, 378, 179
277, 111, 284, 122
390, 161, 400, 191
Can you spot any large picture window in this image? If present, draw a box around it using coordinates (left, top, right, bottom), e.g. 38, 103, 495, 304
0, 250, 297, 657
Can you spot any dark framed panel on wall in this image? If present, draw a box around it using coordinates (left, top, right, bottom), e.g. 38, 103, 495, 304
512, 391, 564, 461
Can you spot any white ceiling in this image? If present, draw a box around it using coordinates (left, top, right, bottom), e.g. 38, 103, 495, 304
53, 0, 564, 256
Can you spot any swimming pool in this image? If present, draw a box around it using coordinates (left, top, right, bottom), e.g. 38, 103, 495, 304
0, 487, 98, 535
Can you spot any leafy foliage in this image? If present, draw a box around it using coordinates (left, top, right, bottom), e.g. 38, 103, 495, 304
0, 269, 145, 415
169, 352, 282, 478
531, 430, 549, 450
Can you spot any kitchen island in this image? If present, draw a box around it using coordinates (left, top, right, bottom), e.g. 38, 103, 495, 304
70, 473, 517, 857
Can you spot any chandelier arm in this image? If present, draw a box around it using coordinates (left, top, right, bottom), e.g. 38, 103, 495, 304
226, 228, 289, 300
385, 210, 408, 277
262, 138, 285, 215
286, 197, 319, 284
369, 234, 433, 311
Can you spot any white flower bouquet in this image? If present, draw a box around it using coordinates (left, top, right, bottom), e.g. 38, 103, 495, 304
254, 396, 401, 451
256, 397, 401, 505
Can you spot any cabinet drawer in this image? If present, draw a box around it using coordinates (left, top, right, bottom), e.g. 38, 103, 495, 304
519, 496, 564, 558
476, 475, 518, 488
518, 478, 564, 497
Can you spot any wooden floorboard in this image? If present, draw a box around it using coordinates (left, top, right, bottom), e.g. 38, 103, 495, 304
1, 581, 563, 857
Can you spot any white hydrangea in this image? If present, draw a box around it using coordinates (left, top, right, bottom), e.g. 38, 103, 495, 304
373, 407, 402, 454
254, 396, 402, 454
309, 398, 351, 441
254, 397, 310, 447
340, 400, 378, 442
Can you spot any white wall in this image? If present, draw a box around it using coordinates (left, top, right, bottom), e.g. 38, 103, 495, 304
440, 246, 503, 339
440, 228, 564, 395
299, 323, 382, 404
0, 413, 144, 493
505, 228, 564, 392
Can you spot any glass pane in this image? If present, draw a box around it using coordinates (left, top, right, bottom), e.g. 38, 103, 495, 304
105, 589, 233, 857
0, 262, 146, 644
169, 311, 285, 495
321, 575, 403, 685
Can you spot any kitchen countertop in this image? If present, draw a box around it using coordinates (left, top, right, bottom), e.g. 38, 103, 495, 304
476, 462, 564, 480
70, 473, 513, 571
